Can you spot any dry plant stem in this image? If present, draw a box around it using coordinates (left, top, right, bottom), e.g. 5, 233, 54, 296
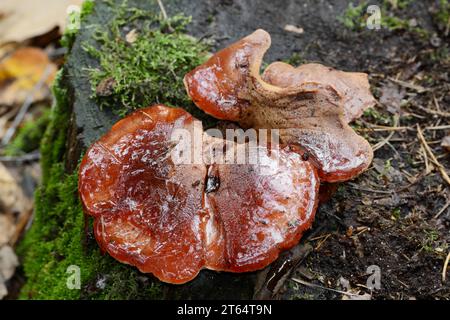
443, 252, 450, 282
291, 278, 363, 297
10, 206, 34, 247
0, 151, 40, 163
156, 0, 172, 31
419, 107, 450, 118
388, 77, 427, 93
433, 200, 450, 220
417, 125, 450, 186
425, 125, 450, 130
373, 115, 399, 151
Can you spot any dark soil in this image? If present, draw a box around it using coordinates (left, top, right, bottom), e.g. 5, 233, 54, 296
67, 0, 449, 299
175, 0, 450, 300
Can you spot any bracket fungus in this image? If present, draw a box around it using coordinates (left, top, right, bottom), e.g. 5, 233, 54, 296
79, 30, 375, 284
79, 105, 319, 284
184, 29, 375, 182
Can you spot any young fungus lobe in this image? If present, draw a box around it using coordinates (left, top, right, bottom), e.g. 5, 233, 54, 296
184, 29, 374, 182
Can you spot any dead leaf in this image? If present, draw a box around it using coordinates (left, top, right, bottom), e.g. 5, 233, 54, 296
0, 163, 29, 215
379, 82, 406, 114
284, 24, 304, 34
0, 215, 15, 246
125, 29, 138, 44
0, 47, 57, 105
0, 0, 84, 45
96, 77, 116, 97
0, 245, 18, 299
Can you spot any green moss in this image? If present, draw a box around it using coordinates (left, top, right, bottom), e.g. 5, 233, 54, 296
83, 0, 209, 117
3, 109, 51, 156
19, 73, 163, 300
362, 107, 392, 125
283, 52, 306, 67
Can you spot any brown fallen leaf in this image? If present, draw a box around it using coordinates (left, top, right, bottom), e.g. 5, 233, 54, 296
0, 0, 84, 45
0, 163, 30, 215
0, 215, 15, 246
0, 47, 57, 106
0, 245, 19, 299
125, 29, 138, 44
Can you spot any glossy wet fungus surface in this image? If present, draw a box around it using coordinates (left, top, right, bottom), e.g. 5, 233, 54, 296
79, 30, 375, 284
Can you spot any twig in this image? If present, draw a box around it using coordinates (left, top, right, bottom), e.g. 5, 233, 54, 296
417, 125, 450, 186
156, 0, 173, 31
9, 206, 34, 246
291, 278, 361, 297
348, 183, 392, 194
420, 143, 431, 174
417, 106, 450, 118
1, 65, 54, 146
314, 234, 331, 251
372, 115, 399, 151
425, 125, 450, 131
388, 77, 427, 93
434, 200, 450, 219
0, 151, 40, 163
443, 252, 450, 282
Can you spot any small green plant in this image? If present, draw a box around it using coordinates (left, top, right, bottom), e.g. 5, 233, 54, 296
283, 52, 306, 66
420, 229, 439, 253
391, 207, 401, 220
339, 2, 367, 30
363, 107, 392, 125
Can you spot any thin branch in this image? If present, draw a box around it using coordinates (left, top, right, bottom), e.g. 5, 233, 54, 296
443, 252, 450, 282
417, 125, 450, 186
434, 200, 450, 220
372, 115, 399, 151
0, 151, 40, 163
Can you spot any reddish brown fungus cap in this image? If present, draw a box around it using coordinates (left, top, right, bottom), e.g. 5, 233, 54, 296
79, 105, 319, 284
184, 29, 374, 182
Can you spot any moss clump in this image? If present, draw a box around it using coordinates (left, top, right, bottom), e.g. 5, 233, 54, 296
19, 70, 164, 300
83, 0, 209, 116
18, 71, 87, 299
4, 109, 51, 156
